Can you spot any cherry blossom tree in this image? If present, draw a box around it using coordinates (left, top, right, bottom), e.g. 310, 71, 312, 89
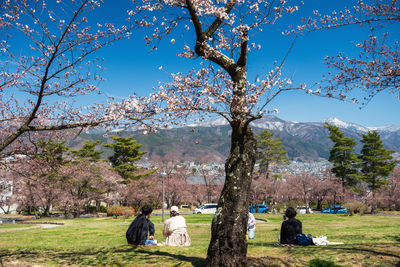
7, 137, 125, 217
59, 139, 123, 216
251, 172, 282, 208
93, 162, 125, 209
164, 165, 192, 206
59, 160, 123, 218
121, 174, 159, 207
125, 1, 331, 265
4, 155, 52, 216
3, 138, 68, 216
282, 172, 319, 208
193, 163, 224, 203
0, 0, 135, 155
381, 167, 400, 210
312, 174, 345, 210
291, 0, 400, 105
249, 174, 266, 204
0, 162, 18, 214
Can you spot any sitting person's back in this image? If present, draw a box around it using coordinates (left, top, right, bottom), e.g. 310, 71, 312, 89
163, 206, 191, 246
280, 207, 302, 244
126, 205, 155, 245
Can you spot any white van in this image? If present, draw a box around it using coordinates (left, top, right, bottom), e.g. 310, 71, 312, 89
193, 203, 218, 214
296, 206, 313, 214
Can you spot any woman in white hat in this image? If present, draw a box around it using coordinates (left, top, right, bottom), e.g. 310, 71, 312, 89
163, 206, 191, 246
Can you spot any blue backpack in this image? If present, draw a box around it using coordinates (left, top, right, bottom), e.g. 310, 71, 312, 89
295, 233, 314, 246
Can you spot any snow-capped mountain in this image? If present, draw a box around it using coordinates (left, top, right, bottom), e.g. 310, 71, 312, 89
188, 117, 228, 127
324, 117, 370, 133
77, 115, 400, 162
251, 115, 295, 132
368, 125, 400, 133
324, 117, 400, 133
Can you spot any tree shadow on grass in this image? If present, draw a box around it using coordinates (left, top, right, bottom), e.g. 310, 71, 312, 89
248, 241, 282, 248
248, 242, 400, 266
302, 244, 400, 260
128, 248, 292, 267
129, 248, 206, 267
285, 243, 400, 266
249, 241, 400, 258
0, 246, 206, 266
326, 246, 398, 259
384, 234, 400, 242
0, 250, 39, 258
247, 256, 292, 267
0, 246, 286, 267
2, 244, 398, 266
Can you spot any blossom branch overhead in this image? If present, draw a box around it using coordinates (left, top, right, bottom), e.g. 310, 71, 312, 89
127, 0, 313, 126
0, 0, 140, 153
288, 0, 400, 105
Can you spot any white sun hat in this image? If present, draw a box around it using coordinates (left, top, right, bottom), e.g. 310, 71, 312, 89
171, 206, 179, 213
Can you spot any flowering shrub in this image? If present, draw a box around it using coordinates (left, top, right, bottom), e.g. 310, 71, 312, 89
106, 206, 136, 218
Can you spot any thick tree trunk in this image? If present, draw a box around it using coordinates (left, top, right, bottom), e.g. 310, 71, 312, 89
73, 204, 81, 218
206, 121, 257, 267
44, 206, 50, 217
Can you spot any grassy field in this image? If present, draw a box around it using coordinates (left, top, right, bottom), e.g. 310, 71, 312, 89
0, 213, 399, 266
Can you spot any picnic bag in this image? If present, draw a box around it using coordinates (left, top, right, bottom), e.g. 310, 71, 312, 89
295, 233, 314, 246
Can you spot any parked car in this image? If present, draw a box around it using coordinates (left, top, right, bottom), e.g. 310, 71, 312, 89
321, 205, 348, 214
296, 206, 313, 214
249, 204, 270, 213
193, 204, 218, 214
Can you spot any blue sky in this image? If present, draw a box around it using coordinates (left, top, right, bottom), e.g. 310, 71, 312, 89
87, 0, 399, 127
15, 0, 399, 127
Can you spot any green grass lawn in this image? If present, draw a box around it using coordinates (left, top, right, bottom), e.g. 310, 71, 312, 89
0, 213, 399, 266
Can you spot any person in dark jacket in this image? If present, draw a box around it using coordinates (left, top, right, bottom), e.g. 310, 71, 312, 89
280, 207, 302, 245
126, 205, 155, 245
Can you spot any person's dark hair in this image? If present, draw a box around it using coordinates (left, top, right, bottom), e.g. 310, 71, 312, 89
141, 205, 153, 216
285, 207, 297, 218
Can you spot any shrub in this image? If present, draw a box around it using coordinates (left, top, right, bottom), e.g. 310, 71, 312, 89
87, 206, 97, 213
287, 199, 304, 208
86, 205, 107, 214
122, 207, 135, 219
343, 202, 368, 215
106, 206, 136, 218
309, 258, 342, 267
99, 205, 107, 213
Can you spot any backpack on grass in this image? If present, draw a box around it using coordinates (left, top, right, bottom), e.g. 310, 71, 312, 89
295, 233, 314, 246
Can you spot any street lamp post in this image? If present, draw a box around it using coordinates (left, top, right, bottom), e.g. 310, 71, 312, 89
161, 171, 166, 222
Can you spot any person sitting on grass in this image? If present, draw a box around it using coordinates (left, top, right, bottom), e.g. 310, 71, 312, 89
280, 207, 302, 245
126, 205, 156, 246
163, 206, 191, 246
247, 212, 256, 239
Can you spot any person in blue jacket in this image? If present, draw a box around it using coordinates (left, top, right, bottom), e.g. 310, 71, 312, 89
126, 205, 155, 246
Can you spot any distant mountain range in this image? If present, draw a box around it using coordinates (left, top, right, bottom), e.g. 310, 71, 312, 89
73, 116, 400, 163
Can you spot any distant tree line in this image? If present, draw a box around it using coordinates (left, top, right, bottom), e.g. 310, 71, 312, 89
0, 135, 224, 216
1, 126, 398, 216
252, 126, 398, 213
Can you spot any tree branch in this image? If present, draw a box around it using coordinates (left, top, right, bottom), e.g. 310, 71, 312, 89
185, 0, 203, 41
0, 120, 104, 153
236, 30, 248, 67
203, 0, 237, 40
